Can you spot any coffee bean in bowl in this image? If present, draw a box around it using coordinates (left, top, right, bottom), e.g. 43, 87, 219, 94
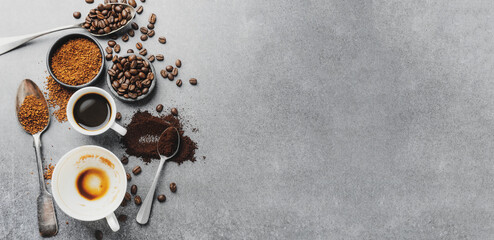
106, 54, 156, 102
82, 3, 136, 36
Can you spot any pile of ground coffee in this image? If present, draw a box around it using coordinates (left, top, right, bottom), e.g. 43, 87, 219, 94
44, 76, 75, 122
122, 111, 197, 164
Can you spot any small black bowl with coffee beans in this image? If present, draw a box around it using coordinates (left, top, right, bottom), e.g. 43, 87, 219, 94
82, 3, 135, 36
107, 54, 156, 102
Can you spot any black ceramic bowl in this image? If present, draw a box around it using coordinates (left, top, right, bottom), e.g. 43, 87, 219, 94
106, 54, 157, 102
46, 33, 105, 90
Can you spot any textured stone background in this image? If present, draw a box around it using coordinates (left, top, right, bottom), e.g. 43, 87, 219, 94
1, 0, 494, 239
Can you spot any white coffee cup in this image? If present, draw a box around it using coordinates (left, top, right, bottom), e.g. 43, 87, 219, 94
67, 87, 127, 136
51, 145, 127, 232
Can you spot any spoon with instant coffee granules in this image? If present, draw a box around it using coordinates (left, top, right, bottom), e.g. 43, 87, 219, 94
136, 127, 180, 224
16, 79, 58, 237
0, 3, 136, 55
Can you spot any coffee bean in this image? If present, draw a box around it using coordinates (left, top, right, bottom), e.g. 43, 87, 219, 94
189, 78, 197, 85
131, 184, 137, 194
131, 22, 138, 30
121, 156, 128, 164
156, 104, 163, 112
114, 44, 121, 53
122, 34, 129, 42
158, 36, 166, 44
126, 173, 131, 181
149, 13, 156, 24
136, 5, 143, 14
118, 214, 127, 222
140, 34, 148, 41
156, 54, 164, 61
86, 0, 94, 3
127, 49, 134, 53
140, 27, 148, 34
148, 55, 155, 62
147, 30, 155, 37
94, 230, 103, 240
82, 3, 133, 34
157, 194, 166, 202
172, 68, 178, 76
136, 42, 143, 50
120, 198, 127, 207
168, 73, 174, 80
147, 23, 154, 29
73, 12, 81, 19
105, 53, 113, 60
166, 65, 173, 72
128, 0, 136, 7
175, 59, 182, 68
127, 29, 135, 37
171, 108, 178, 116
108, 40, 116, 47
134, 195, 142, 205
161, 69, 168, 79
125, 192, 131, 201
132, 165, 141, 175
116, 112, 122, 120
140, 0, 145, 2
105, 46, 113, 54
170, 182, 177, 193
139, 48, 147, 56
176, 79, 182, 87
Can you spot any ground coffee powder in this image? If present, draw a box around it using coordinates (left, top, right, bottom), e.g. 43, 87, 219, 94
122, 111, 197, 164
158, 127, 179, 157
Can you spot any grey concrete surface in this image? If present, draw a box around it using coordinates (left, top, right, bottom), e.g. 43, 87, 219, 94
1, 0, 494, 239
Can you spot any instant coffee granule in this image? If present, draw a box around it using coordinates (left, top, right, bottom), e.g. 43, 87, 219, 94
18, 95, 49, 134
44, 164, 55, 180
122, 111, 198, 164
44, 76, 75, 122
50, 37, 101, 86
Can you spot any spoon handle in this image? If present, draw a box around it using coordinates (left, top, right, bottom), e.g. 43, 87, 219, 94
136, 158, 166, 224
0, 23, 81, 55
33, 134, 58, 237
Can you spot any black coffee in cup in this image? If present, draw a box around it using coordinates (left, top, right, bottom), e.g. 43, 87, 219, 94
73, 93, 111, 130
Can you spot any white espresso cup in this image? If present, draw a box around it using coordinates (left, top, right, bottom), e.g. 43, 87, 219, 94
51, 145, 127, 232
67, 87, 127, 136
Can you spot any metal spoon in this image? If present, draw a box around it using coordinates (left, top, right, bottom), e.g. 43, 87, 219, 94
16, 79, 58, 237
0, 3, 136, 55
136, 127, 180, 224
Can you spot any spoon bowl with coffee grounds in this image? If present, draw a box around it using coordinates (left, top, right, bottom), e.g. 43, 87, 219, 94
136, 127, 180, 224
16, 79, 58, 237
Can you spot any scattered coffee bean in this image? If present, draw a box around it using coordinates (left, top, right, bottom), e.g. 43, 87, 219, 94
160, 69, 168, 79
120, 198, 128, 207
125, 192, 131, 201
156, 54, 164, 61
149, 13, 156, 24
118, 214, 127, 222
147, 23, 154, 29
172, 68, 178, 76
168, 73, 174, 80
176, 79, 182, 87
136, 5, 143, 14
127, 49, 134, 53
131, 22, 138, 30
108, 54, 154, 99
140, 0, 145, 2
147, 55, 155, 62
105, 53, 113, 60
170, 182, 177, 192
147, 29, 155, 37
157, 194, 166, 202
140, 34, 148, 41
114, 44, 121, 53
132, 165, 142, 175
158, 36, 166, 44
116, 111, 122, 120
105, 46, 113, 54
121, 156, 129, 164
122, 34, 129, 42
171, 108, 178, 116
166, 65, 173, 72
126, 173, 132, 181
136, 42, 143, 50
94, 230, 103, 240
127, 29, 135, 37
134, 195, 142, 205
73, 12, 81, 19
156, 104, 163, 112
86, 0, 94, 3
82, 3, 133, 35
139, 48, 147, 56
131, 184, 137, 194
175, 59, 182, 68
140, 27, 148, 34
128, 0, 136, 7
189, 78, 197, 85
108, 40, 116, 47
